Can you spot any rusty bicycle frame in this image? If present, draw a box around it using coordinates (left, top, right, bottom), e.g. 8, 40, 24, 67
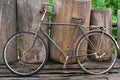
33, 2, 115, 68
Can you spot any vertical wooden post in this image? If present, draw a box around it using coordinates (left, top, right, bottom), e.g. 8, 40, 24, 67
117, 10, 120, 58
0, 0, 17, 64
90, 8, 112, 61
17, 0, 48, 62
50, 0, 91, 63
90, 8, 112, 34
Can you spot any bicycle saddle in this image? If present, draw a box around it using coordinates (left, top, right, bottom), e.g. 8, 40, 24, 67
71, 17, 85, 23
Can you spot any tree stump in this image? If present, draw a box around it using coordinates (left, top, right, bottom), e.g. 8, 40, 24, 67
89, 8, 112, 61
17, 0, 48, 62
50, 0, 91, 63
0, 0, 17, 64
117, 10, 120, 58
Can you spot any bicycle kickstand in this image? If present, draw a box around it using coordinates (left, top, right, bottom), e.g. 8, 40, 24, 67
63, 56, 69, 69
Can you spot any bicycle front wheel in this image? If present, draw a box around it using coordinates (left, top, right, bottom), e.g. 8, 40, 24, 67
76, 31, 118, 74
3, 32, 48, 76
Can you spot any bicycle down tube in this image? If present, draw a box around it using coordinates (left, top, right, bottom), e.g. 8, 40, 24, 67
40, 22, 80, 57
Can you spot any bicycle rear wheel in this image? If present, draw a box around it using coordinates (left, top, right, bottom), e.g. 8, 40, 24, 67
3, 32, 48, 76
76, 31, 118, 74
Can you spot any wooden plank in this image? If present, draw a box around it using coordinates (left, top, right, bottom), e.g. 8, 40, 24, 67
1, 59, 120, 75
0, 0, 17, 64
0, 59, 120, 79
0, 72, 120, 80
17, 0, 48, 63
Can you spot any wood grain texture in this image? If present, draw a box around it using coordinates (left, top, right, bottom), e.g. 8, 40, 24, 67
17, 0, 48, 62
90, 8, 112, 61
0, 0, 17, 64
50, 0, 91, 63
90, 8, 112, 34
0, 59, 120, 79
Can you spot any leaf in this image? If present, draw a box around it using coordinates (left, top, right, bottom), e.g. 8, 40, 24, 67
118, 3, 120, 9
48, 0, 53, 3
92, 0, 96, 7
113, 0, 119, 4
112, 15, 117, 22
96, 0, 105, 8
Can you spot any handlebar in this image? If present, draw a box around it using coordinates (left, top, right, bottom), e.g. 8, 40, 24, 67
43, 2, 54, 7
40, 2, 55, 16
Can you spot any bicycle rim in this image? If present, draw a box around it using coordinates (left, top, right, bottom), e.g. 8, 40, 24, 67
76, 31, 117, 74
3, 32, 48, 76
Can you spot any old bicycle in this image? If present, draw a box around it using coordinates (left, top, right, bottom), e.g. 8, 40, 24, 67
3, 2, 119, 76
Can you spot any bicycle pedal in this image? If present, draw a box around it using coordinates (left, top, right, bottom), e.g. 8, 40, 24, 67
63, 56, 69, 69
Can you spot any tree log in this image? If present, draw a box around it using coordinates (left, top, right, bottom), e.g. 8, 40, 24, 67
50, 0, 91, 63
17, 0, 48, 62
0, 0, 17, 64
90, 8, 112, 61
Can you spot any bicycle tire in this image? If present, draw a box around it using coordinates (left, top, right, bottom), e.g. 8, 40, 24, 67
3, 32, 48, 76
76, 31, 118, 74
